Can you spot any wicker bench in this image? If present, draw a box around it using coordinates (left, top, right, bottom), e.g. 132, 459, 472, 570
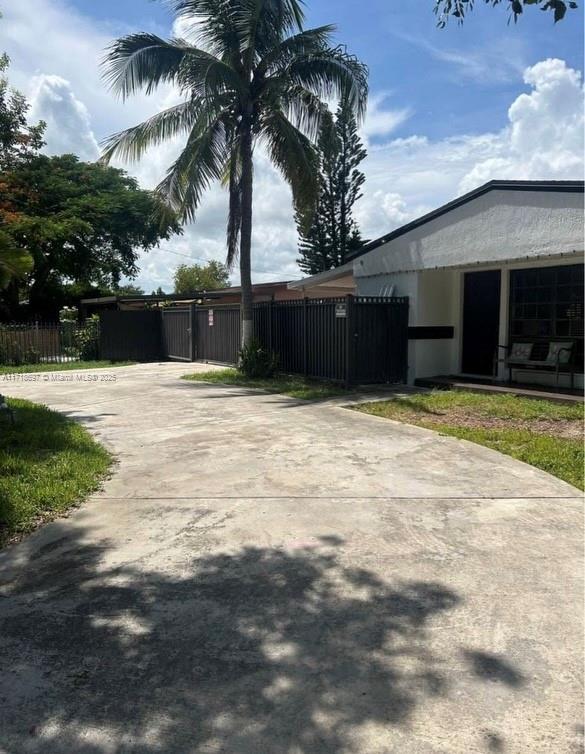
497, 341, 576, 389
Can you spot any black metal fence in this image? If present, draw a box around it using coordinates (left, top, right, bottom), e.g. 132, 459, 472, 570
0, 320, 100, 365
195, 306, 240, 363
98, 295, 409, 385
254, 296, 409, 385
100, 310, 162, 362
162, 308, 192, 361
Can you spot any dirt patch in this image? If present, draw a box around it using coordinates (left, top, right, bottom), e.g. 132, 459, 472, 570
400, 408, 583, 440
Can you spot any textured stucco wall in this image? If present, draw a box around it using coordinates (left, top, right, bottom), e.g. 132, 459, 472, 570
415, 269, 459, 378
355, 257, 584, 385
354, 189, 584, 277
352, 188, 583, 384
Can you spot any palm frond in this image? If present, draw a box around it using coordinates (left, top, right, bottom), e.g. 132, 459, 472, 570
283, 47, 369, 122
170, 0, 245, 60
177, 51, 244, 100
259, 82, 329, 141
101, 33, 193, 99
260, 109, 319, 215
258, 25, 335, 74
239, 0, 306, 67
157, 112, 231, 222
100, 101, 199, 164
226, 142, 242, 268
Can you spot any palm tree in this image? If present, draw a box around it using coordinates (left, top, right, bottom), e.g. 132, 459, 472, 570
101, 0, 367, 346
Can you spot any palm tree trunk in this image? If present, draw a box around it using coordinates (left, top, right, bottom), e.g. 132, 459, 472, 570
240, 123, 254, 347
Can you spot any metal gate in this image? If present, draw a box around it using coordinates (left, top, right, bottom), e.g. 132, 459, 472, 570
353, 297, 409, 384
100, 297, 409, 383
162, 307, 192, 361
194, 306, 240, 363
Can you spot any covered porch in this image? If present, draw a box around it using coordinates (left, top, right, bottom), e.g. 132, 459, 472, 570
404, 255, 584, 391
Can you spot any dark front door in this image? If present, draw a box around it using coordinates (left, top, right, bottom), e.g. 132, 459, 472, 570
462, 270, 501, 375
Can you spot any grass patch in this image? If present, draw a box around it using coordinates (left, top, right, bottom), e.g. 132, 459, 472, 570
354, 390, 584, 490
182, 368, 349, 400
0, 360, 134, 375
0, 398, 112, 546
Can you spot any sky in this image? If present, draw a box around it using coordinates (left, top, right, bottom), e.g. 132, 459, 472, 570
1, 0, 583, 291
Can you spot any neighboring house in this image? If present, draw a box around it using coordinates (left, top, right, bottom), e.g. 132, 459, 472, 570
289, 180, 584, 388
81, 280, 346, 317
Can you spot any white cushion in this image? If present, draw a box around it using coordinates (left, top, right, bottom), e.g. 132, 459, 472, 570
509, 342, 532, 361
547, 342, 572, 364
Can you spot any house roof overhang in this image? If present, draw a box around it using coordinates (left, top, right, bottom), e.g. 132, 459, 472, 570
289, 179, 584, 290
81, 280, 302, 307
347, 179, 585, 263
287, 262, 355, 292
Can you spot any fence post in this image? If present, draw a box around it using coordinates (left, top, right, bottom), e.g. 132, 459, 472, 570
344, 294, 355, 388
303, 297, 308, 378
189, 302, 197, 361
402, 298, 409, 383
268, 297, 274, 352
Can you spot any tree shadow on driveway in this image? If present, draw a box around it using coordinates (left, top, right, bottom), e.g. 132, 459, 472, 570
0, 531, 522, 753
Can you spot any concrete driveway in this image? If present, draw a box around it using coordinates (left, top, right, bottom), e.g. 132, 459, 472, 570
0, 362, 582, 754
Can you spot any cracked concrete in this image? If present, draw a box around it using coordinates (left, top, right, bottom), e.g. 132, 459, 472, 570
0, 362, 582, 754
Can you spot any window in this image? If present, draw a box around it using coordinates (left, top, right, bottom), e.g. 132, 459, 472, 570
510, 264, 583, 342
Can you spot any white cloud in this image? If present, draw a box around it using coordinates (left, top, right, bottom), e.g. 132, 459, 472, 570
171, 14, 205, 46
1, 0, 582, 292
127, 144, 301, 291
459, 58, 584, 192
29, 75, 99, 160
2, 0, 171, 135
362, 93, 411, 138
355, 58, 584, 239
394, 31, 528, 85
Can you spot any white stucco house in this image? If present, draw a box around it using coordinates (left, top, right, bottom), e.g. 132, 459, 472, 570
289, 180, 584, 388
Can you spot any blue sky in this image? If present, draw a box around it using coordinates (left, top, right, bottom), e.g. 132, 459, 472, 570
70, 0, 584, 139
2, 0, 584, 289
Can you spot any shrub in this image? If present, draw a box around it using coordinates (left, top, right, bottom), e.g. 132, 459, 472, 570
59, 305, 78, 323
0, 339, 24, 366
76, 318, 100, 360
23, 347, 41, 364
238, 338, 278, 378
59, 317, 100, 361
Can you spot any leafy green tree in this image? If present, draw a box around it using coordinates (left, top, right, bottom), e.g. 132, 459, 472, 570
0, 229, 32, 288
101, 0, 367, 346
0, 50, 44, 291
297, 98, 367, 275
111, 283, 145, 296
434, 0, 577, 26
0, 54, 45, 170
1, 154, 181, 319
174, 260, 230, 293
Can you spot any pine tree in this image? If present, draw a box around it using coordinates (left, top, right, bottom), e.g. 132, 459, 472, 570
297, 98, 367, 275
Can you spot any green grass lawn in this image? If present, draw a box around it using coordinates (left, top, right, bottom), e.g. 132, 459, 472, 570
182, 368, 349, 400
354, 390, 584, 490
0, 360, 134, 375
0, 398, 112, 546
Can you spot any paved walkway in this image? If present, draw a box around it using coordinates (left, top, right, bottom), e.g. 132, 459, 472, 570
0, 363, 582, 754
